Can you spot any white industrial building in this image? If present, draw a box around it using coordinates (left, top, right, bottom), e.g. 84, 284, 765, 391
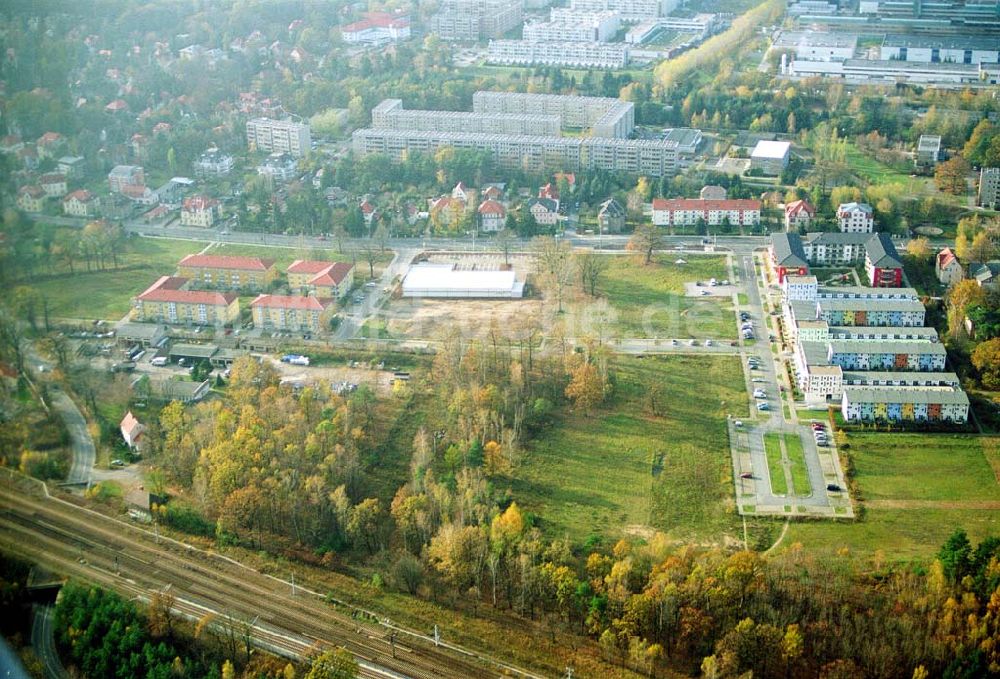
524, 8, 621, 42
785, 58, 999, 87
750, 140, 791, 175
879, 35, 1000, 65
773, 31, 858, 61
401, 264, 524, 298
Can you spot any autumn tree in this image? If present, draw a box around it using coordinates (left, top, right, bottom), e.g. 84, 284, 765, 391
627, 224, 663, 266
306, 648, 358, 679
565, 359, 605, 411
934, 156, 971, 195
946, 279, 987, 339
972, 338, 1000, 388
533, 236, 576, 313
905, 237, 932, 260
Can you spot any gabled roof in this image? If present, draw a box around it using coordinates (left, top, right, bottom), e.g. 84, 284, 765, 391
64, 189, 96, 203
970, 261, 1000, 283
528, 197, 558, 212
864, 233, 902, 269
39, 173, 66, 184
137, 275, 238, 305
250, 294, 331, 311
785, 199, 815, 217
360, 199, 376, 214
182, 196, 220, 211
478, 199, 505, 215
38, 132, 63, 145
651, 198, 761, 211
936, 247, 959, 271
538, 183, 559, 200
120, 411, 143, 438
771, 232, 808, 268
598, 198, 625, 217
18, 185, 44, 198
178, 254, 276, 271
838, 201, 872, 215
288, 260, 354, 285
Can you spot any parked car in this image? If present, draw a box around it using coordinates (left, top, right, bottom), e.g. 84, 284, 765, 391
740, 472, 753, 479
826, 483, 841, 492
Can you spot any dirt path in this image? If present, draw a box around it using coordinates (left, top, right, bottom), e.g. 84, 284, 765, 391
865, 499, 1000, 510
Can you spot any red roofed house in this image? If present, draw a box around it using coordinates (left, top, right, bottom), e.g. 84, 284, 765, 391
360, 199, 378, 226
341, 12, 411, 46
784, 199, 815, 232
133, 275, 240, 326
651, 198, 761, 228
180, 195, 222, 228
452, 182, 473, 203
251, 294, 336, 333
152, 122, 172, 136
482, 185, 503, 200
63, 189, 100, 217
936, 246, 964, 287
477, 199, 506, 232
120, 411, 145, 450
36, 132, 65, 159
538, 183, 559, 203
105, 98, 129, 112
17, 185, 45, 213
0, 135, 23, 154
287, 260, 355, 299
177, 254, 278, 290
39, 173, 68, 198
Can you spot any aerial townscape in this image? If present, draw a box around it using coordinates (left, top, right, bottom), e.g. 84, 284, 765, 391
3, 1, 1000, 678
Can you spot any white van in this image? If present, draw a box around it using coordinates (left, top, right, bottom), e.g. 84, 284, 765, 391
151, 356, 168, 367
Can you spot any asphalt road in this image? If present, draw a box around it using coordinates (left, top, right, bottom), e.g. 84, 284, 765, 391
31, 605, 67, 679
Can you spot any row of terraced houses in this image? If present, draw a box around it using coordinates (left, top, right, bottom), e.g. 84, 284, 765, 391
770, 234, 969, 425
132, 255, 354, 333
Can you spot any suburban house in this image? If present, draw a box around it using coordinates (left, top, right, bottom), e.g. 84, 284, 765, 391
341, 12, 411, 45
916, 135, 942, 167
287, 260, 355, 299
133, 275, 240, 326
452, 182, 474, 203
122, 184, 159, 205
770, 232, 811, 283
527, 197, 560, 226
39, 173, 68, 198
430, 196, 465, 226
250, 294, 336, 333
194, 148, 235, 176
36, 132, 65, 159
651, 198, 761, 228
0, 134, 23, 154
18, 145, 38, 170
477, 199, 506, 232
177, 254, 278, 290
864, 233, 904, 288
62, 189, 100, 217
597, 198, 626, 233
256, 152, 297, 182
482, 185, 503, 201
360, 199, 379, 226
538, 183, 560, 207
935, 247, 963, 286
120, 411, 145, 450
970, 261, 1000, 290
16, 185, 45, 213
180, 195, 222, 228
837, 202, 874, 233
108, 164, 145, 193
784, 199, 815, 231
58, 156, 85, 177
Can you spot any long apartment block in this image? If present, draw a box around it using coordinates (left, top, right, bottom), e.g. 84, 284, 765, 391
371, 99, 562, 136
487, 40, 630, 68
246, 118, 311, 157
353, 93, 678, 176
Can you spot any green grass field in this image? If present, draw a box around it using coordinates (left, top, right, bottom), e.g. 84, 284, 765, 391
30, 235, 212, 320
784, 433, 810, 496
764, 433, 788, 495
785, 432, 1000, 560
510, 355, 748, 546
585, 254, 735, 339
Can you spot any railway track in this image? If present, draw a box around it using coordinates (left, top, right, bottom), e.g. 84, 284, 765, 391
0, 482, 546, 679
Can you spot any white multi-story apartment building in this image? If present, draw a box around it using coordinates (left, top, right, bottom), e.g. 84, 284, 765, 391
472, 91, 634, 138
246, 118, 311, 158
570, 0, 675, 22
372, 98, 563, 136
194, 148, 234, 176
524, 9, 621, 42
651, 198, 761, 227
979, 167, 1000, 208
430, 0, 523, 40
487, 40, 629, 68
782, 274, 818, 302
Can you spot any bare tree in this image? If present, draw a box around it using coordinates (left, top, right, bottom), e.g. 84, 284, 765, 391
533, 237, 576, 313
627, 224, 664, 266
357, 242, 378, 279
373, 223, 390, 254
496, 229, 516, 267
577, 252, 608, 296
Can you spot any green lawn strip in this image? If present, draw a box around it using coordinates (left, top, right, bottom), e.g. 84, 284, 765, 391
592, 254, 735, 339
510, 355, 747, 545
784, 433, 811, 497
763, 433, 788, 495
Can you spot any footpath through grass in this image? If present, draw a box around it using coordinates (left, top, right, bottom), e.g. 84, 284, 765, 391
763, 433, 788, 495
511, 354, 748, 546
589, 254, 735, 339
786, 432, 1000, 560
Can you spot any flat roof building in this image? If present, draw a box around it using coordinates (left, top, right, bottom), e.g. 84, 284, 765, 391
401, 263, 524, 298
750, 140, 791, 175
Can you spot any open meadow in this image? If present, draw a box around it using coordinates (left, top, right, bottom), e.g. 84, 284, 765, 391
509, 354, 749, 546
785, 432, 1000, 560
